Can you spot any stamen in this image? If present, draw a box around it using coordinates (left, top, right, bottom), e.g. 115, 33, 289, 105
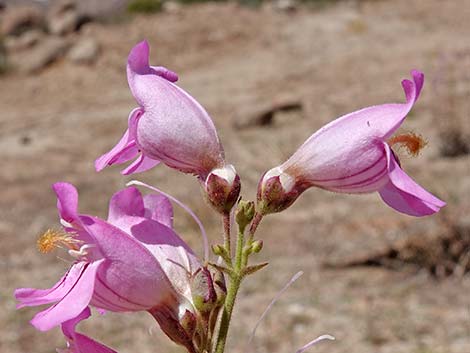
37, 229, 79, 254
388, 132, 427, 157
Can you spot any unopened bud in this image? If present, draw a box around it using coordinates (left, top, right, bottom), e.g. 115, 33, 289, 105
212, 269, 227, 305
204, 164, 241, 214
191, 267, 217, 314
257, 167, 305, 215
211, 244, 225, 257
149, 305, 195, 352
180, 309, 197, 338
250, 240, 263, 253
235, 200, 255, 229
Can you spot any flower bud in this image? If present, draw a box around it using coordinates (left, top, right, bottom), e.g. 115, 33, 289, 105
203, 164, 241, 214
250, 240, 263, 253
235, 200, 255, 229
180, 309, 197, 338
149, 304, 196, 353
257, 167, 305, 215
190, 267, 217, 314
211, 244, 225, 257
212, 269, 227, 306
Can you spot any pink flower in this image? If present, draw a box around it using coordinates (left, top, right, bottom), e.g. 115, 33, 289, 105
57, 308, 117, 353
15, 183, 200, 335
258, 70, 445, 216
95, 40, 225, 179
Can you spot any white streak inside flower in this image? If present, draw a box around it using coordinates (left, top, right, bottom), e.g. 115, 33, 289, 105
263, 166, 283, 181
68, 244, 95, 259
209, 164, 236, 185
263, 167, 295, 193
60, 219, 73, 228
279, 172, 295, 193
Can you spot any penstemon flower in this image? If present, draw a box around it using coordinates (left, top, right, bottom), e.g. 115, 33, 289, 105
15, 183, 221, 353
258, 70, 446, 216
95, 40, 240, 214
94, 40, 224, 178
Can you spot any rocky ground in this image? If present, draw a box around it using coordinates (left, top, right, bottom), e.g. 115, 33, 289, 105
0, 1, 469, 353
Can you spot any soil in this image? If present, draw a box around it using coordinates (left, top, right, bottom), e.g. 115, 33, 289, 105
1, 1, 469, 353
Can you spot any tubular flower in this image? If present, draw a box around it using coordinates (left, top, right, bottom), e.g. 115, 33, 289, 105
15, 183, 201, 351
95, 40, 225, 179
258, 70, 445, 217
95, 40, 241, 213
57, 308, 117, 353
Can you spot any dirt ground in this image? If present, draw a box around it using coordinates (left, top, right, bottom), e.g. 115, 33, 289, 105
1, 1, 469, 352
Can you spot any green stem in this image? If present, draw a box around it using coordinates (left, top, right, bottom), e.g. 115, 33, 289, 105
214, 226, 246, 353
213, 273, 242, 353
213, 212, 263, 353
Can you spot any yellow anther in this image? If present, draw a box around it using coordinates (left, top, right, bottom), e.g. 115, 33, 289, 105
37, 229, 79, 254
388, 132, 427, 157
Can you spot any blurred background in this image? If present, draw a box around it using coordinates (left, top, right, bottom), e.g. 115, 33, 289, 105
0, 0, 469, 352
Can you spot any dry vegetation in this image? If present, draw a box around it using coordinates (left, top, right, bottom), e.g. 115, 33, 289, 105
1, 1, 469, 353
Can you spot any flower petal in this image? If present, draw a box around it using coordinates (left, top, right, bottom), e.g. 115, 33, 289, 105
143, 194, 174, 228
30, 260, 104, 331
129, 219, 200, 299
107, 187, 145, 225
127, 40, 152, 77
71, 333, 118, 353
15, 263, 85, 309
121, 153, 160, 175
379, 145, 446, 216
61, 307, 91, 340
60, 308, 118, 353
80, 216, 175, 310
95, 108, 143, 172
151, 65, 179, 82
53, 182, 79, 223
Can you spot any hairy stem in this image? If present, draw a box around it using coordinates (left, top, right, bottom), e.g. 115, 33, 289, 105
223, 212, 232, 262
213, 210, 264, 353
214, 225, 246, 353
248, 212, 263, 243
213, 273, 242, 353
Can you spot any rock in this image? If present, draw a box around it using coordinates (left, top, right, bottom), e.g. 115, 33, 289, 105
1, 5, 45, 36
4, 29, 44, 52
273, 0, 298, 13
74, 0, 128, 19
47, 0, 88, 35
48, 0, 76, 17
13, 36, 69, 73
67, 37, 99, 64
48, 10, 81, 35
162, 0, 182, 14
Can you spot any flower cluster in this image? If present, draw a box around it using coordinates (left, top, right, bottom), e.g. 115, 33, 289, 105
15, 41, 444, 353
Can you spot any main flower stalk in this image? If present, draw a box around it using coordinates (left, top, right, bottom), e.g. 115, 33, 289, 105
213, 203, 264, 353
